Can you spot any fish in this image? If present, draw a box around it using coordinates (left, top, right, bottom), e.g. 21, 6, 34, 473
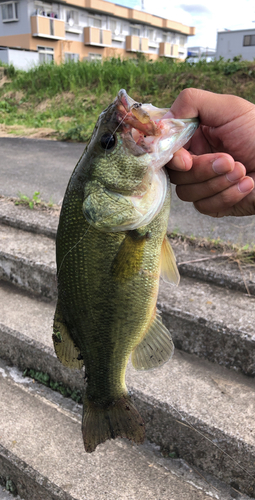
53, 89, 198, 453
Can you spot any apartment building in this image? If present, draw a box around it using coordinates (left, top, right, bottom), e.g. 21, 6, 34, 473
0, 0, 195, 68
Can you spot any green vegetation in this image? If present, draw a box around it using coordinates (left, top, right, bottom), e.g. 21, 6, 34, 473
0, 56, 255, 140
23, 367, 83, 403
168, 231, 255, 264
15, 190, 41, 209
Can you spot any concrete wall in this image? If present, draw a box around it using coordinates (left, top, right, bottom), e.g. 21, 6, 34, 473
216, 29, 255, 61
0, 47, 39, 69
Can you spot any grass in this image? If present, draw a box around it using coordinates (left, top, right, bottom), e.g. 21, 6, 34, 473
15, 190, 42, 209
168, 230, 255, 265
1, 56, 255, 140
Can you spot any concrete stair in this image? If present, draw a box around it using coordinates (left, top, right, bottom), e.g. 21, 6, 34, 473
0, 198, 255, 499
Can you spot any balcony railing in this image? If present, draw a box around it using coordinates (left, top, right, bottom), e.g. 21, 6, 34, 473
126, 35, 148, 52
84, 27, 111, 47
159, 42, 179, 57
31, 15, 65, 40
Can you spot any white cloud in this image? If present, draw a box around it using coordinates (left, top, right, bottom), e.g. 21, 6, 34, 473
111, 0, 255, 49
119, 0, 255, 48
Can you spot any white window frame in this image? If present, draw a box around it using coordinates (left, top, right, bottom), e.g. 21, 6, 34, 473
1, 1, 18, 22
37, 45, 54, 63
109, 18, 124, 41
87, 52, 102, 61
130, 24, 140, 37
65, 8, 81, 33
64, 52, 79, 62
65, 9, 79, 25
88, 15, 102, 28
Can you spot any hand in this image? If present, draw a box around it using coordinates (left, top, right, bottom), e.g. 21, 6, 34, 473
166, 89, 255, 217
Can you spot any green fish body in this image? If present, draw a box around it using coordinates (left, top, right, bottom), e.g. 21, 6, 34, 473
53, 90, 198, 452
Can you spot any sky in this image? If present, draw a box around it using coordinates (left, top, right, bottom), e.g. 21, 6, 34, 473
110, 0, 255, 49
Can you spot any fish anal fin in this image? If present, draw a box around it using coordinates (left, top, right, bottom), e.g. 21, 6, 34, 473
53, 301, 83, 370
82, 394, 145, 453
112, 232, 146, 281
131, 313, 174, 370
160, 235, 180, 285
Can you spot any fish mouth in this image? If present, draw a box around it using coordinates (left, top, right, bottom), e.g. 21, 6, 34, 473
116, 89, 198, 167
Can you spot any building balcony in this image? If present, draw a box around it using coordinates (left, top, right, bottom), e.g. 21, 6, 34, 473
65, 22, 82, 34
159, 42, 179, 57
31, 15, 65, 40
126, 35, 148, 52
84, 27, 111, 47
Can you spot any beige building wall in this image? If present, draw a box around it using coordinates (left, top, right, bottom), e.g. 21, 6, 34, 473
0, 0, 195, 64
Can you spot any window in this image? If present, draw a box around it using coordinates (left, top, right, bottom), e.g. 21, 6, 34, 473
148, 29, 156, 41
1, 1, 18, 22
243, 35, 255, 46
109, 18, 123, 39
163, 33, 171, 43
88, 52, 102, 61
38, 46, 54, 63
65, 52, 79, 62
179, 35, 185, 47
88, 16, 101, 28
109, 18, 117, 32
66, 9, 79, 26
130, 25, 140, 36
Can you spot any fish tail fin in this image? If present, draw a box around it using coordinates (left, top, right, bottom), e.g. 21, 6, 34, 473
82, 394, 145, 453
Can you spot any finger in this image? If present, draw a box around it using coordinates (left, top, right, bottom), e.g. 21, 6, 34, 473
194, 175, 255, 217
168, 88, 254, 126
169, 153, 235, 185
176, 162, 246, 202
167, 148, 193, 171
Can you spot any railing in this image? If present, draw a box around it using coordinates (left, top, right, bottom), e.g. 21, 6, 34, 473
126, 35, 148, 52
84, 27, 111, 47
159, 42, 179, 57
31, 15, 65, 40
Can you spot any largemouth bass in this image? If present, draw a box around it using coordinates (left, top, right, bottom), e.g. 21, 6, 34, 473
53, 89, 198, 453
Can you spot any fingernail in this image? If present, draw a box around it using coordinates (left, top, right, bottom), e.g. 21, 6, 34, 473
171, 155, 185, 170
226, 169, 244, 182
212, 157, 232, 174
238, 177, 254, 193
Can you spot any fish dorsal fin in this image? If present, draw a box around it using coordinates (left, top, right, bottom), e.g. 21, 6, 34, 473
131, 313, 174, 370
53, 301, 83, 370
160, 235, 180, 285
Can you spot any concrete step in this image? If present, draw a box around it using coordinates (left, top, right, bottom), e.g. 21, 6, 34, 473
0, 283, 255, 496
1, 197, 254, 295
0, 358, 253, 500
0, 221, 255, 374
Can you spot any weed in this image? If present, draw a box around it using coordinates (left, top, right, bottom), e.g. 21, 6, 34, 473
168, 230, 255, 264
23, 368, 83, 403
15, 191, 41, 209
1, 57, 255, 140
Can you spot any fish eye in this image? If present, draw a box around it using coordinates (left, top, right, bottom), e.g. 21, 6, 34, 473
100, 133, 116, 151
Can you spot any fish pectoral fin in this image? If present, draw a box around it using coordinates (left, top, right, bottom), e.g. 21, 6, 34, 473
160, 235, 180, 285
112, 231, 146, 281
53, 301, 83, 370
131, 313, 174, 370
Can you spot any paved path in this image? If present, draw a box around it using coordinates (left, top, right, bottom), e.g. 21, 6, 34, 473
1, 137, 254, 246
